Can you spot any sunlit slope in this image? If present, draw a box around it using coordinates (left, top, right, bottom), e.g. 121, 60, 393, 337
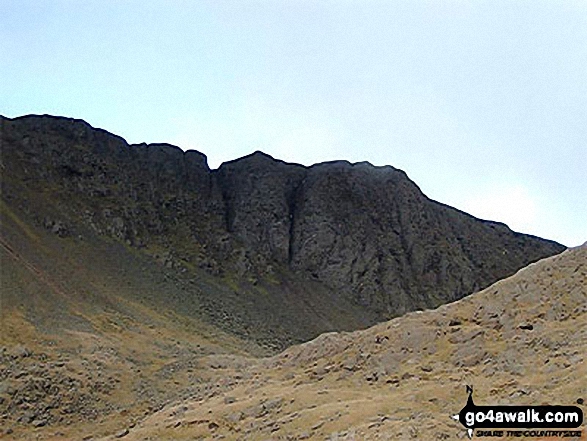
110, 245, 586, 440
1, 196, 270, 439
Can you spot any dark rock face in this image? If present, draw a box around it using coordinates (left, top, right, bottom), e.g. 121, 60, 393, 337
0, 114, 565, 338
216, 152, 306, 267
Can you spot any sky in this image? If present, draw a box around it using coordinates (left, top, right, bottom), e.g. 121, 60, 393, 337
1, 0, 586, 247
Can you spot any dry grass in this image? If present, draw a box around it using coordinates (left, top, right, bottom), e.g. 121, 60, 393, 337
101, 246, 586, 440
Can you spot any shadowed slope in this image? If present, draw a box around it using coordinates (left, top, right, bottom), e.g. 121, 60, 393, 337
1, 114, 564, 341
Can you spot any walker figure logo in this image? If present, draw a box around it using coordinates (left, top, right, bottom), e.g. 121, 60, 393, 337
452, 386, 583, 439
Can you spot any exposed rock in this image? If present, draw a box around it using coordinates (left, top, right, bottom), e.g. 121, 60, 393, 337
12, 346, 32, 359
114, 428, 129, 438
0, 114, 565, 348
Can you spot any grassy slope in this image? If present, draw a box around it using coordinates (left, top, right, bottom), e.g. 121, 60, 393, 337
0, 175, 377, 439
0, 199, 263, 440
104, 246, 586, 441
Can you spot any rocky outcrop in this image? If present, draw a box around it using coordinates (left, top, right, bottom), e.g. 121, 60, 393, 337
0, 114, 565, 330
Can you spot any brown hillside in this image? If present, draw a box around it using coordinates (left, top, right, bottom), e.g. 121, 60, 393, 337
103, 245, 586, 440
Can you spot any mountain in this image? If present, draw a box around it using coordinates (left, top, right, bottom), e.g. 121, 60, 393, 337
0, 114, 564, 345
0, 114, 568, 439
100, 244, 587, 440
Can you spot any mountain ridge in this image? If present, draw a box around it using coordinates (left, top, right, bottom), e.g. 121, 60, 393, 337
0, 113, 573, 440
0, 113, 564, 241
1, 113, 565, 343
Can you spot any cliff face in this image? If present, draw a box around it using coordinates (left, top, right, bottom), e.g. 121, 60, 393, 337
0, 114, 565, 344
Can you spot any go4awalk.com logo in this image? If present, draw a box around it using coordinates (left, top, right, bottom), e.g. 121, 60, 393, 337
452, 386, 584, 439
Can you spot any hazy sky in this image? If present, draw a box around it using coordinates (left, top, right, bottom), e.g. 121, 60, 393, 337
1, 1, 586, 246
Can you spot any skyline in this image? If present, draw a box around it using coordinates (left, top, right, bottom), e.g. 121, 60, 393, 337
1, 0, 586, 246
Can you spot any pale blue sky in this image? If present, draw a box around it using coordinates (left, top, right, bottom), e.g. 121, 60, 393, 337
1, 0, 586, 246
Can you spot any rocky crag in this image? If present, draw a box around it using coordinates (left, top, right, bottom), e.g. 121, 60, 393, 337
1, 114, 564, 348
